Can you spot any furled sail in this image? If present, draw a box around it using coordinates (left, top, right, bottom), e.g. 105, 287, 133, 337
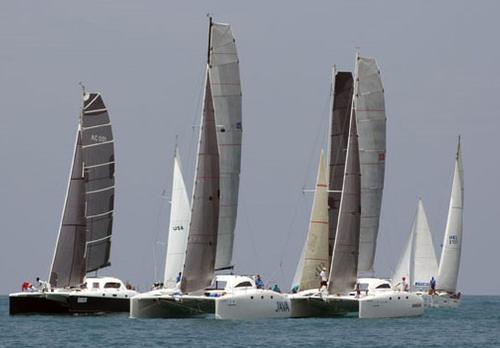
295, 150, 329, 291
354, 54, 386, 275
163, 147, 191, 289
328, 106, 361, 295
49, 129, 86, 288
208, 19, 242, 270
81, 93, 115, 273
392, 199, 438, 291
49, 92, 114, 287
327, 68, 353, 260
436, 138, 464, 293
181, 72, 220, 293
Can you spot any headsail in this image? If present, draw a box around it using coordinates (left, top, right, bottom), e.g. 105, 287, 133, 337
328, 105, 361, 295
354, 54, 386, 275
180, 72, 220, 293
327, 68, 354, 262
295, 150, 329, 291
436, 138, 464, 293
392, 199, 438, 291
49, 129, 86, 288
49, 92, 115, 287
208, 19, 242, 270
163, 147, 191, 289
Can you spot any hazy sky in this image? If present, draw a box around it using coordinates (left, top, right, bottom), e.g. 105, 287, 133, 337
1, 1, 498, 295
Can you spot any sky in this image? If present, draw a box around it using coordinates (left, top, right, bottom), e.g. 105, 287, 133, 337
0, 0, 498, 295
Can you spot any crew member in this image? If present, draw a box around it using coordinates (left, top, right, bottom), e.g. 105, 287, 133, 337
255, 275, 264, 289
319, 267, 328, 289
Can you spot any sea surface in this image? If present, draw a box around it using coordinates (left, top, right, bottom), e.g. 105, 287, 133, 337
1, 295, 499, 347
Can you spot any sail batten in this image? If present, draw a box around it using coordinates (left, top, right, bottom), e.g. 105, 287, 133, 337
354, 55, 386, 275
208, 20, 242, 270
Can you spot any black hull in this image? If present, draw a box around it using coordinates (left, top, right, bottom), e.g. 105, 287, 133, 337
9, 293, 130, 315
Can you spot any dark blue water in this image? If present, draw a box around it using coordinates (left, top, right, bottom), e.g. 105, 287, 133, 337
1, 296, 499, 347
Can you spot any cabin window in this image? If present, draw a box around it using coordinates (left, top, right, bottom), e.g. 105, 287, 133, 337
104, 282, 121, 289
375, 283, 391, 289
93, 282, 100, 289
234, 281, 252, 288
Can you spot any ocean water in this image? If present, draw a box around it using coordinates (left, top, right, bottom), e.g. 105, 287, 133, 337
1, 295, 499, 347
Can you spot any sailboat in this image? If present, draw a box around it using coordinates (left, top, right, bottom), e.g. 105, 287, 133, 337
428, 138, 464, 308
392, 199, 439, 293
131, 18, 291, 320
289, 56, 423, 319
9, 90, 137, 315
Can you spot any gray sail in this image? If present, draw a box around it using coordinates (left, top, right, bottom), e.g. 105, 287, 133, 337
327, 106, 361, 295
49, 129, 86, 288
327, 68, 354, 260
81, 93, 114, 272
354, 55, 386, 275
208, 19, 242, 270
181, 72, 220, 293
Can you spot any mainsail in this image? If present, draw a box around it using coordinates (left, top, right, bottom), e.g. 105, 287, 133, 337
295, 150, 330, 291
49, 92, 115, 288
163, 147, 191, 289
327, 68, 353, 261
354, 54, 386, 275
208, 19, 242, 270
392, 199, 438, 291
180, 72, 220, 293
436, 138, 464, 293
328, 105, 361, 295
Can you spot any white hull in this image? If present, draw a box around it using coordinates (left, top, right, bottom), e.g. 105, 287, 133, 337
130, 292, 215, 318
418, 292, 461, 308
358, 291, 424, 318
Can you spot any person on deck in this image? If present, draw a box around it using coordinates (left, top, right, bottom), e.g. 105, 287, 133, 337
401, 277, 409, 292
319, 267, 328, 289
255, 275, 264, 289
176, 272, 182, 284
430, 276, 436, 295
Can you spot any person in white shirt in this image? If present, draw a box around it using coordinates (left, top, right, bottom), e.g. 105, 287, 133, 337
319, 267, 328, 289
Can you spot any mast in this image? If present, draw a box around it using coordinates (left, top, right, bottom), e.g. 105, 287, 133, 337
436, 137, 464, 293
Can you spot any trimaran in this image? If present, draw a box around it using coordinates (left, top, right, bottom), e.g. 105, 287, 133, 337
10, 90, 137, 315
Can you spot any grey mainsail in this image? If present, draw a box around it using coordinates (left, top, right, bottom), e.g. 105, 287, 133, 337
327, 106, 361, 295
181, 72, 220, 293
208, 19, 242, 270
49, 92, 114, 288
327, 68, 354, 261
81, 93, 114, 272
354, 55, 386, 275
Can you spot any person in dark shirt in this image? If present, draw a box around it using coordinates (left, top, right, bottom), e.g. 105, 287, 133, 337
255, 275, 264, 289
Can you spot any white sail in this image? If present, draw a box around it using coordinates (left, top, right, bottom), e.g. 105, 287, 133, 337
413, 199, 438, 290
296, 150, 329, 291
392, 199, 438, 291
354, 54, 386, 275
163, 147, 191, 289
437, 139, 464, 293
208, 20, 242, 270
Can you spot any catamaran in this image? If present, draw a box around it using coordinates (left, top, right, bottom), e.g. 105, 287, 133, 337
130, 18, 291, 320
289, 55, 423, 319
9, 91, 137, 315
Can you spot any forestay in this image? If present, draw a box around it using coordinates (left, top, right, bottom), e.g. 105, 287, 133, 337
208, 20, 242, 270
327, 69, 353, 261
181, 72, 220, 293
437, 139, 464, 293
354, 55, 386, 275
163, 147, 191, 289
328, 107, 361, 295
296, 150, 330, 291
